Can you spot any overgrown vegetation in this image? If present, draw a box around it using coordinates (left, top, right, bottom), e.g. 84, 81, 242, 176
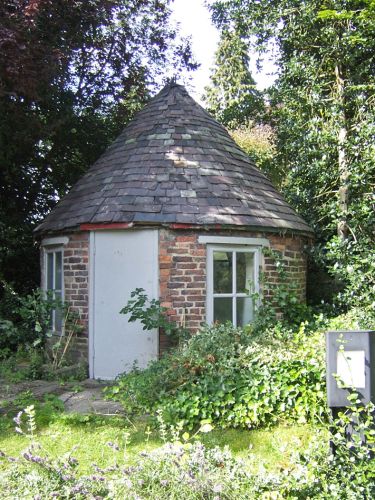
107, 321, 326, 431
207, 0, 375, 314
120, 288, 189, 344
109, 264, 375, 432
109, 251, 329, 431
1, 1, 374, 497
0, 284, 58, 356
0, 0, 197, 294
1, 286, 374, 496
0, 282, 84, 381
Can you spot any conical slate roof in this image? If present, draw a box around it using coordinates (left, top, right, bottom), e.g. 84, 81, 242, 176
35, 83, 312, 235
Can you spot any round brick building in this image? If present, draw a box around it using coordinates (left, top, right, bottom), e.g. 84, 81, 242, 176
35, 83, 313, 379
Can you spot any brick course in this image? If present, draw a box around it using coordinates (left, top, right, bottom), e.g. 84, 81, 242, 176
159, 229, 310, 352
41, 228, 309, 363
62, 232, 89, 361
41, 232, 89, 363
158, 230, 206, 351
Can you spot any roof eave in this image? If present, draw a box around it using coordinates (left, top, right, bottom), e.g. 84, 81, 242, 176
34, 220, 314, 240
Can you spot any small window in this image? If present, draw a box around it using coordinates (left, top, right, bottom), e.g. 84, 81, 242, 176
44, 248, 63, 332
207, 246, 260, 327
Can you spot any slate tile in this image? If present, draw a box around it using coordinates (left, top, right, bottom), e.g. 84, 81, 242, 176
161, 204, 181, 213
166, 189, 181, 197
112, 212, 134, 222
134, 196, 154, 204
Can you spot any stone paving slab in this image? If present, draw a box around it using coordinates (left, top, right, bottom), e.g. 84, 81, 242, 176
0, 378, 123, 416
58, 386, 124, 415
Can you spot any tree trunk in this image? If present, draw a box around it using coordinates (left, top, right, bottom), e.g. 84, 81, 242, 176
335, 63, 349, 240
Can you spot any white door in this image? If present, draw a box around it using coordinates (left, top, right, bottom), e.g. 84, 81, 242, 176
89, 230, 159, 379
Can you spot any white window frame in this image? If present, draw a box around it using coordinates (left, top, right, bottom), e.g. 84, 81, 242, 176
43, 246, 64, 333
206, 244, 261, 327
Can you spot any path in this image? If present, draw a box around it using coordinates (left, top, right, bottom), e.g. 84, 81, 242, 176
0, 378, 124, 416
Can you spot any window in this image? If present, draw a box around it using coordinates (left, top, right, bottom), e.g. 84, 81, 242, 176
44, 248, 63, 332
207, 245, 260, 327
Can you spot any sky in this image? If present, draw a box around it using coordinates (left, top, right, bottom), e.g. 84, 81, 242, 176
171, 0, 278, 104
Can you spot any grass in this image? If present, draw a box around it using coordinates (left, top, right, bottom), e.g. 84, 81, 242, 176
0, 397, 322, 476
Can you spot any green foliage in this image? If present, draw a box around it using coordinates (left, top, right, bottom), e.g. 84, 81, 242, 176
277, 398, 375, 499
108, 321, 326, 431
327, 234, 375, 318
327, 306, 375, 331
0, 348, 45, 383
0, 0, 197, 293
0, 283, 85, 379
203, 29, 264, 128
0, 420, 259, 499
0, 283, 63, 353
0, 320, 18, 358
230, 123, 281, 187
17, 289, 62, 350
1, 398, 373, 498
250, 248, 313, 333
209, 0, 375, 311
120, 287, 189, 343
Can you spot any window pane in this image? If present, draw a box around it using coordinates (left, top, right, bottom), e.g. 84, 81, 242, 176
47, 253, 54, 290
213, 251, 232, 293
236, 252, 254, 294
54, 291, 63, 332
236, 297, 253, 327
213, 297, 232, 324
55, 251, 62, 290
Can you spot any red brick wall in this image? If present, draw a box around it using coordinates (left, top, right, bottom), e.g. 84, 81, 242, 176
41, 232, 89, 362
159, 229, 310, 351
159, 230, 207, 351
265, 234, 308, 302
42, 228, 309, 362
63, 232, 89, 360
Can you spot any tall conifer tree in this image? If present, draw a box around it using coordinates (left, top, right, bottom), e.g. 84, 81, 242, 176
203, 29, 264, 128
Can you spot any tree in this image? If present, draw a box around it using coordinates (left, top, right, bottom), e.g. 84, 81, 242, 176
229, 123, 280, 187
209, 0, 375, 310
203, 29, 264, 128
0, 0, 196, 292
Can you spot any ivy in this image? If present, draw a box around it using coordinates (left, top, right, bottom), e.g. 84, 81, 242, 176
107, 319, 327, 431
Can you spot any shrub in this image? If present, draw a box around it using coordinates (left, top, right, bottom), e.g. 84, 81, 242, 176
0, 282, 84, 378
120, 287, 189, 343
108, 321, 326, 430
251, 247, 315, 333
277, 397, 375, 499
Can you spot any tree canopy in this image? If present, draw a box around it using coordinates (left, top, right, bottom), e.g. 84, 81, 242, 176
209, 0, 375, 310
0, 0, 196, 291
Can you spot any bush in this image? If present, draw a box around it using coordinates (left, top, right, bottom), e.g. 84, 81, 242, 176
107, 321, 326, 430
278, 397, 375, 499
0, 283, 84, 376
